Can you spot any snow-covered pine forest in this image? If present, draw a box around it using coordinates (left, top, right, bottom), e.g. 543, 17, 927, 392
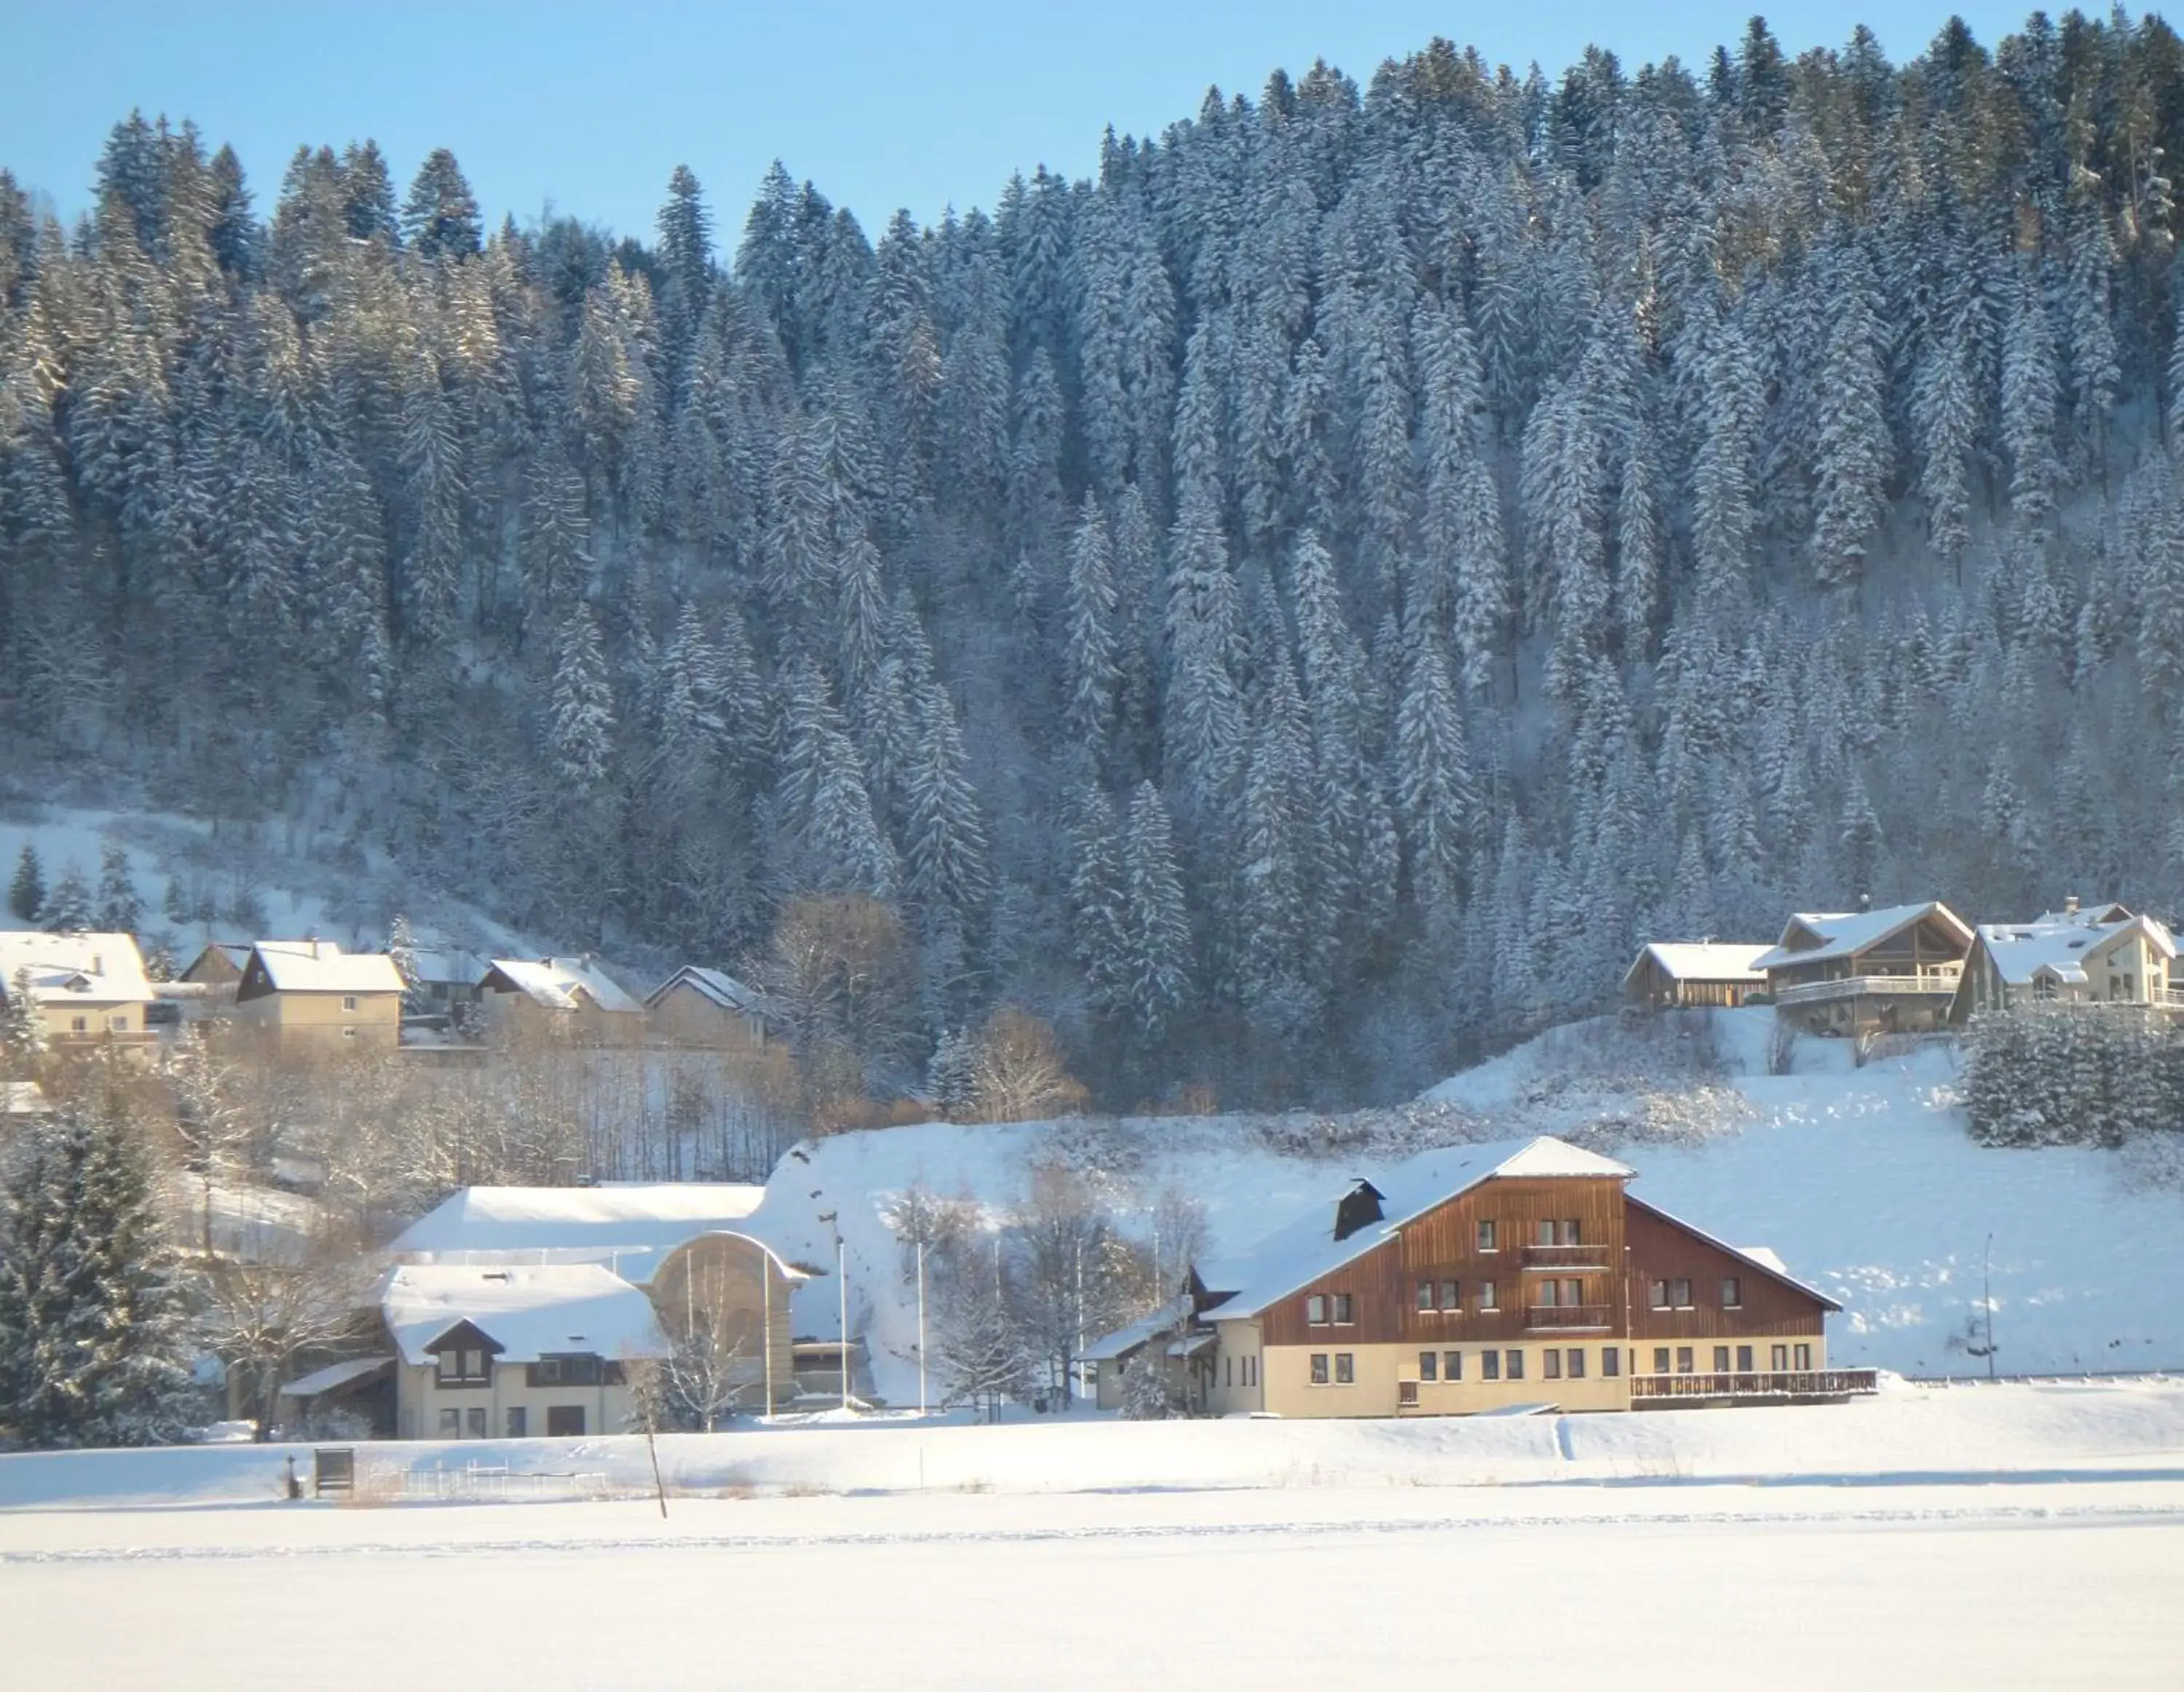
4, 15, 2184, 1105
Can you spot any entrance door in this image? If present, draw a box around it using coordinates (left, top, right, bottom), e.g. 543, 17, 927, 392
546, 1404, 585, 1437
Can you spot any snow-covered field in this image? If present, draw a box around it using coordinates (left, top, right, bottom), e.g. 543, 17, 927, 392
4, 1383, 2181, 1688
743, 1009, 2184, 1396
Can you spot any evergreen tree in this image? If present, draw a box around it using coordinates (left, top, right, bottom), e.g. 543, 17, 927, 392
0, 1104, 197, 1447
8, 843, 44, 924
93, 842, 141, 935
37, 861, 95, 933
547, 604, 616, 788
1119, 783, 1189, 1043
402, 148, 481, 259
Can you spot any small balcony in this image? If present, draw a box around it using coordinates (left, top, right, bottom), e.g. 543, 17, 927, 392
1522, 1243, 1612, 1270
1628, 1369, 1880, 1403
1524, 1304, 1613, 1331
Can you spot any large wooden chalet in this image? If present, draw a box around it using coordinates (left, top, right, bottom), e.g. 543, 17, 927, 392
1089, 1136, 1870, 1418
1948, 899, 2179, 1023
1621, 943, 1771, 1010
1754, 901, 1972, 1036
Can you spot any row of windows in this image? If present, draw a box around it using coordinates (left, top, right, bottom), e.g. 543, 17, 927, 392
1311, 1347, 1628, 1386
1653, 1343, 1813, 1373
63, 1014, 131, 1033
438, 1405, 589, 1438
1648, 1277, 1744, 1310
1412, 1280, 1499, 1313
1304, 1293, 1355, 1325
1221, 1356, 1259, 1388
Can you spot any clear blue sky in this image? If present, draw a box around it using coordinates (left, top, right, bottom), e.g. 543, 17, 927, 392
2, 1, 2041, 248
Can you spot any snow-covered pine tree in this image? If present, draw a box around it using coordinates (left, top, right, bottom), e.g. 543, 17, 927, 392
547, 603, 616, 788
0, 1103, 197, 1447
93, 841, 141, 935
8, 842, 44, 923
37, 860, 95, 933
1120, 783, 1190, 1045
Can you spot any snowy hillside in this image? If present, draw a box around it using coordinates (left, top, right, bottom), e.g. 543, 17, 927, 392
743, 1009, 2184, 1401
0, 801, 546, 970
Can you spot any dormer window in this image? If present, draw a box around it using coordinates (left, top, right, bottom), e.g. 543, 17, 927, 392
435, 1348, 489, 1385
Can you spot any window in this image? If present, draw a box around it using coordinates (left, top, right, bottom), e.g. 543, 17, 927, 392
1648, 1278, 1669, 1310
438, 1409, 460, 1437
1332, 1293, 1354, 1324
1736, 1345, 1754, 1372
534, 1357, 563, 1385
506, 1407, 526, 1438
436, 1347, 488, 1385
108, 1014, 127, 1032
1419, 1351, 1438, 1382
1543, 1349, 1562, 1380
1567, 1348, 1586, 1380
1444, 1351, 1463, 1381
1310, 1353, 1329, 1385
545, 1406, 585, 1437
71, 1016, 87, 1033
1795, 1343, 1813, 1370
1602, 1347, 1620, 1377
1334, 1353, 1355, 1385
465, 1407, 486, 1439
1714, 1345, 1732, 1372
1653, 1347, 1671, 1374
1671, 1278, 1693, 1309
1476, 1219, 1497, 1252
1721, 1277, 1743, 1309
1306, 1295, 1327, 1326
1224, 1358, 1233, 1387
1771, 1344, 1789, 1371
1505, 1349, 1524, 1380
1562, 1278, 1583, 1308
1417, 1280, 1436, 1311
342, 995, 358, 1011
1439, 1279, 1459, 1309
1535, 1219, 1558, 1246
1481, 1350, 1500, 1381
528, 1356, 604, 1388
1559, 1219, 1580, 1245
1477, 1280, 1497, 1311
1676, 1347, 1694, 1374
341, 1027, 357, 1039
1537, 1278, 1559, 1308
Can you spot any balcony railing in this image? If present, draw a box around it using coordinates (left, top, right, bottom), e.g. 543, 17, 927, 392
1524, 1304, 1613, 1330
1773, 965, 1961, 1007
1628, 1369, 1879, 1402
1522, 1243, 1612, 1269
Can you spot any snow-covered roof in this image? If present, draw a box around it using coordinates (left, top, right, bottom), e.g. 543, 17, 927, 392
0, 930, 155, 1005
1971, 908, 2176, 987
1083, 1294, 1194, 1362
279, 1356, 394, 1398
1195, 1136, 1636, 1321
1626, 1195, 1841, 1311
381, 1263, 669, 1366
646, 965, 765, 1015
250, 941, 405, 996
389, 1182, 769, 1285
1624, 942, 1771, 985
484, 957, 644, 1015
1754, 902, 1971, 972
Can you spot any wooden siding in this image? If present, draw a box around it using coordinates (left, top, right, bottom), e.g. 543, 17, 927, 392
1625, 954, 1757, 1009
1623, 1199, 1826, 1343
1256, 1175, 1629, 1348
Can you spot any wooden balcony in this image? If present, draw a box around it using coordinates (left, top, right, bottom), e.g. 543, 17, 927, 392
1628, 1369, 1880, 1402
1773, 967, 1960, 1008
1522, 1243, 1612, 1270
1524, 1304, 1613, 1330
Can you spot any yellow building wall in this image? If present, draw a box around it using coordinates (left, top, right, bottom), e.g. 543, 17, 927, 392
244, 990, 403, 1049
649, 985, 767, 1052
35, 997, 143, 1040
1259, 1340, 1631, 1418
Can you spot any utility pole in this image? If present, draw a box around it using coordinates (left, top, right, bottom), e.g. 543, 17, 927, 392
1984, 1232, 1998, 1381
818, 1210, 850, 1412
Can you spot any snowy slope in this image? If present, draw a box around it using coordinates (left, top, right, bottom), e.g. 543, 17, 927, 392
738, 1009, 2184, 1401
0, 802, 544, 970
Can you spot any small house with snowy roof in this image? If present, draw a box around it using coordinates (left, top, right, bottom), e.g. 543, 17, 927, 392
1754, 901, 1972, 1035
645, 965, 773, 1052
1622, 942, 1772, 1010
0, 930, 157, 1051
1947, 898, 2177, 1024
232, 940, 406, 1051
478, 955, 646, 1045
1088, 1134, 1869, 1420
380, 1262, 670, 1440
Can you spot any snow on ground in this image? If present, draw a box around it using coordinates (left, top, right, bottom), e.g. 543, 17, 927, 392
0, 802, 538, 968
4, 1385, 2181, 1690
741, 1009, 2184, 1399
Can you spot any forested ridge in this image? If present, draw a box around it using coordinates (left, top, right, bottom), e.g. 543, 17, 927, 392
7, 13, 2184, 1107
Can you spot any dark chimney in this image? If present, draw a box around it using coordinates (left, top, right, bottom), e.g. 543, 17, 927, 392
1332, 1179, 1385, 1243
